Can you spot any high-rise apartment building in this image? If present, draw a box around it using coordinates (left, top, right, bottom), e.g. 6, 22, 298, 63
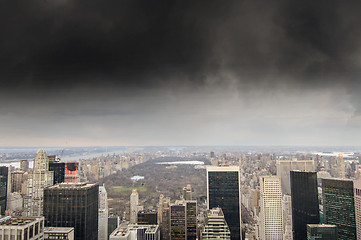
207, 166, 241, 240
306, 224, 337, 240
99, 185, 109, 240
290, 171, 320, 240
24, 149, 54, 216
276, 160, 315, 195
43, 182, 99, 240
259, 176, 283, 240
322, 178, 356, 239
0, 166, 8, 215
202, 208, 231, 240
130, 189, 139, 224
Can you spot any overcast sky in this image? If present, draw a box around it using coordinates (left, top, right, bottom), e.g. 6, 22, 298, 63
1, 0, 361, 147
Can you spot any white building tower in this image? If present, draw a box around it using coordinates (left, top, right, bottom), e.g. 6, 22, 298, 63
24, 149, 54, 216
260, 176, 283, 240
130, 189, 139, 224
98, 185, 108, 240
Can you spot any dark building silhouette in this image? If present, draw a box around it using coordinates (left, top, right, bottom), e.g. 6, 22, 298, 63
207, 166, 241, 240
49, 161, 65, 185
307, 224, 337, 240
322, 178, 356, 240
186, 201, 197, 240
43, 182, 99, 240
290, 171, 320, 240
138, 210, 157, 225
0, 166, 8, 215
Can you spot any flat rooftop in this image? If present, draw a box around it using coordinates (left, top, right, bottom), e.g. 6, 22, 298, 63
44, 227, 74, 233
0, 217, 41, 226
47, 182, 97, 189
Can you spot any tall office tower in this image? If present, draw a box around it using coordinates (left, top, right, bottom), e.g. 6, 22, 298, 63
20, 160, 29, 172
210, 152, 215, 158
259, 176, 283, 240
10, 170, 26, 193
183, 184, 192, 200
354, 177, 361, 239
130, 189, 139, 224
170, 202, 186, 240
276, 160, 315, 195
306, 224, 337, 240
202, 207, 231, 240
49, 160, 65, 185
43, 182, 99, 240
0, 167, 8, 216
207, 166, 241, 240
338, 154, 345, 178
290, 171, 319, 240
24, 149, 54, 216
186, 201, 197, 240
158, 194, 171, 240
99, 185, 109, 240
64, 162, 79, 183
322, 178, 356, 239
169, 200, 197, 240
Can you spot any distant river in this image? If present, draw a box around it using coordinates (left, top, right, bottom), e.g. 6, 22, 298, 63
0, 147, 142, 168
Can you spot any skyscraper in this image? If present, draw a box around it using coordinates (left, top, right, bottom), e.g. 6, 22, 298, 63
130, 189, 139, 224
207, 166, 241, 240
290, 171, 320, 240
169, 200, 197, 240
259, 176, 283, 240
0, 167, 8, 215
322, 178, 356, 239
158, 194, 171, 240
43, 182, 99, 240
183, 184, 192, 201
99, 185, 109, 240
24, 149, 54, 216
276, 160, 315, 195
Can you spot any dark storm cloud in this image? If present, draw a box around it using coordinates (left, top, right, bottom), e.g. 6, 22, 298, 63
1, 0, 361, 146
1, 0, 361, 93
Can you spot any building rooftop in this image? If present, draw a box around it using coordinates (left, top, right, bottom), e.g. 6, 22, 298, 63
0, 217, 42, 226
44, 227, 74, 233
47, 182, 97, 189
307, 224, 337, 228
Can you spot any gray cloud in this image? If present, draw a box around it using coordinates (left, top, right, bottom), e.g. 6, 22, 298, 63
1, 0, 361, 146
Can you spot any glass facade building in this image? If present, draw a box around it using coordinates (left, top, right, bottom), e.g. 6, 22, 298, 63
322, 178, 356, 240
49, 161, 65, 185
43, 182, 99, 240
0, 167, 8, 216
207, 166, 241, 240
290, 171, 320, 240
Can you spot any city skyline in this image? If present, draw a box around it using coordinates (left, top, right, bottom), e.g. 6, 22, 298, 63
1, 1, 361, 147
